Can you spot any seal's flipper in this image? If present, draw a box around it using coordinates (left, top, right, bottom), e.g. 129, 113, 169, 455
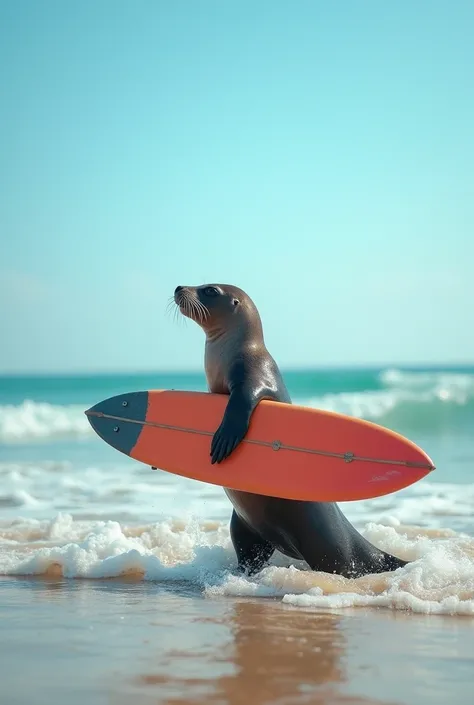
230, 510, 275, 575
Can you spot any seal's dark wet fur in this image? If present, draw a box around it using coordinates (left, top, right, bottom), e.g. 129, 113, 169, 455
175, 283, 407, 577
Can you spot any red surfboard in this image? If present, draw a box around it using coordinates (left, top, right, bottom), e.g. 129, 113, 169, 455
84, 389, 435, 502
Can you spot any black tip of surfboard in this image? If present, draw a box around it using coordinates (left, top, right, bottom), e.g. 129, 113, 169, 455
85, 391, 149, 456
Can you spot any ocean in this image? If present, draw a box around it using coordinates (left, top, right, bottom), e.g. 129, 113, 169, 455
1, 366, 474, 704
1, 365, 473, 594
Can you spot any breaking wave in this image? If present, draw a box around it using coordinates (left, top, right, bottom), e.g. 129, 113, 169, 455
0, 401, 90, 443
1, 513, 473, 616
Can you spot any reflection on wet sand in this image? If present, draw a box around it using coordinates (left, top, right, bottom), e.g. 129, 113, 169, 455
133, 599, 394, 705
2, 577, 472, 705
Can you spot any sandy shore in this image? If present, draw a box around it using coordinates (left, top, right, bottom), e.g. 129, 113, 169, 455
1, 576, 473, 705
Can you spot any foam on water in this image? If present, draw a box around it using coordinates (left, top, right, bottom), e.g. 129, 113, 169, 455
1, 513, 473, 616
380, 368, 474, 394
310, 369, 474, 432
0, 401, 90, 443
1, 456, 473, 530
1, 367, 473, 617
1, 450, 473, 618
1, 368, 474, 444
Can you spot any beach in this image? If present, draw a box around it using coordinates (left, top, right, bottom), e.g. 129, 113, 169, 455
1, 367, 474, 704
3, 0, 474, 700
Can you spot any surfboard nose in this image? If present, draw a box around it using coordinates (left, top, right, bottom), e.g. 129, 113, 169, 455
85, 391, 149, 456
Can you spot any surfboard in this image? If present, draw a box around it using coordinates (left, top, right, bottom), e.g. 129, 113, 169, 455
84, 389, 435, 502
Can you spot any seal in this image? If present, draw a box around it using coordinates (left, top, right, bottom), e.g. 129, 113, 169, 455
174, 283, 407, 578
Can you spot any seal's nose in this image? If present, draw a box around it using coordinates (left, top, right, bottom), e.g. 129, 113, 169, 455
174, 285, 185, 304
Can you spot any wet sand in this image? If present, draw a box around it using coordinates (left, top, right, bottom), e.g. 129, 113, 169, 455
1, 576, 473, 705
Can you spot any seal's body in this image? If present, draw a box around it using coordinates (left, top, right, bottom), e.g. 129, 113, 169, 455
175, 283, 407, 577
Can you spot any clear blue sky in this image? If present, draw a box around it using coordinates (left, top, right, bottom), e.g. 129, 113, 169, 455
1, 0, 473, 373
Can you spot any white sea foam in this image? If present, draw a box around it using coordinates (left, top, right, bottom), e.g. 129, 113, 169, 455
380, 368, 474, 397
0, 400, 90, 443
1, 370, 472, 618
1, 513, 473, 616
307, 382, 474, 426
1, 456, 473, 531
1, 370, 474, 444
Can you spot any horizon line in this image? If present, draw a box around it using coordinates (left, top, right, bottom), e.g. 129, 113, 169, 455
1, 360, 474, 378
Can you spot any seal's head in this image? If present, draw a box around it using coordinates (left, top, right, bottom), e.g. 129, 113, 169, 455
174, 283, 263, 339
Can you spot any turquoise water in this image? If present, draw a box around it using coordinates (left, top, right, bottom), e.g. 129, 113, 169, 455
2, 365, 474, 407
1, 365, 473, 479
1, 365, 473, 615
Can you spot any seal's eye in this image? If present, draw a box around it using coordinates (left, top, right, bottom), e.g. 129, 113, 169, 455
233, 299, 239, 306
203, 287, 219, 297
